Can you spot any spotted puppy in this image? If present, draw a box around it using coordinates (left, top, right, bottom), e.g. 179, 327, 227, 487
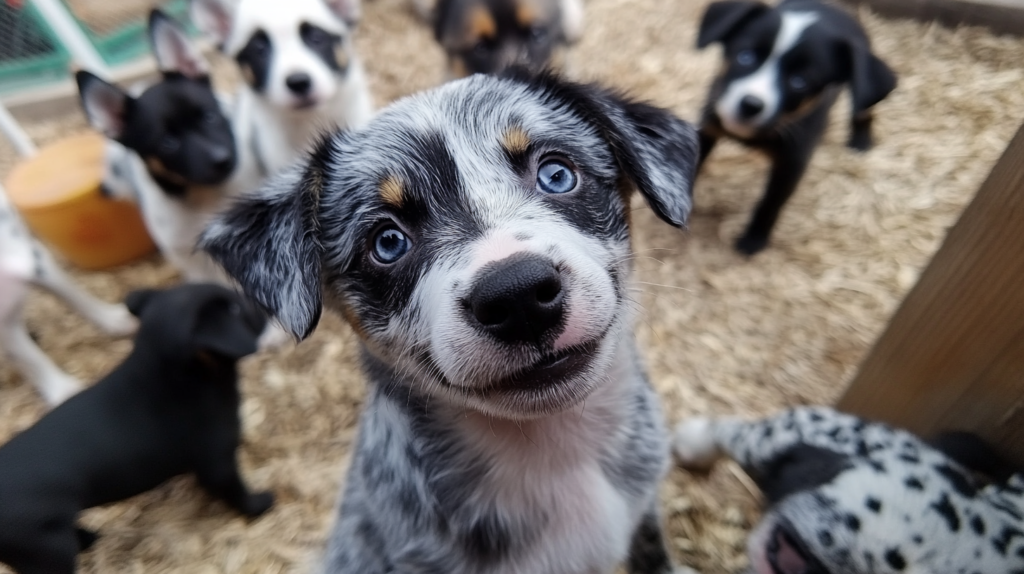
696, 0, 896, 254
0, 189, 136, 405
414, 0, 585, 77
673, 406, 1024, 574
201, 71, 700, 573
190, 0, 374, 174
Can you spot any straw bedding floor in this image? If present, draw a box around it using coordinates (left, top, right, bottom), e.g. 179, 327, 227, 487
2, 0, 1024, 572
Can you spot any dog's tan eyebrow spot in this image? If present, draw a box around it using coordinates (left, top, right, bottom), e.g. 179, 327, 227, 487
515, 2, 537, 28
379, 175, 405, 207
501, 126, 530, 155
467, 5, 496, 41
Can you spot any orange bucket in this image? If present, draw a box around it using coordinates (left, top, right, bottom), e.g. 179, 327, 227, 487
4, 131, 156, 270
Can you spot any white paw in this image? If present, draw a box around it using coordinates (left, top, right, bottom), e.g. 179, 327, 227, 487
674, 567, 702, 574
94, 304, 139, 336
39, 373, 83, 406
673, 418, 721, 470
257, 321, 294, 351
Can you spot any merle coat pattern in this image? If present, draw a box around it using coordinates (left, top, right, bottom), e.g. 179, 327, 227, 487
201, 72, 699, 573
0, 189, 136, 404
673, 407, 1024, 574
0, 284, 273, 574
696, 0, 896, 254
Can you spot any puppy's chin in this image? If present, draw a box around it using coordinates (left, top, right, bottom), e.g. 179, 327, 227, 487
437, 330, 620, 420
716, 112, 762, 140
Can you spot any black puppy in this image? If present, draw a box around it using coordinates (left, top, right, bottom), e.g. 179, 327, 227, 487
0, 284, 273, 574
696, 0, 896, 254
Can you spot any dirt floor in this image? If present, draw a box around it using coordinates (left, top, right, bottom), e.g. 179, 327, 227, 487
3, 0, 1024, 572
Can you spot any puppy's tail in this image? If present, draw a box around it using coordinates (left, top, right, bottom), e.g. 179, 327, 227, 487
929, 430, 1019, 486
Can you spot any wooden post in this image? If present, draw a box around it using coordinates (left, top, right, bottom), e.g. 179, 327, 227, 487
841, 0, 1024, 37
837, 122, 1024, 467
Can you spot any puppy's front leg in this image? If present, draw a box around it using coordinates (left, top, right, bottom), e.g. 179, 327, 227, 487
848, 110, 874, 151
696, 128, 718, 170
627, 505, 700, 574
734, 142, 814, 256
195, 455, 274, 518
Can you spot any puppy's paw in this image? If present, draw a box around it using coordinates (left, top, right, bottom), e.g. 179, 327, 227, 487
243, 491, 275, 518
95, 304, 139, 336
847, 132, 873, 152
673, 418, 721, 471
40, 374, 84, 406
734, 234, 768, 256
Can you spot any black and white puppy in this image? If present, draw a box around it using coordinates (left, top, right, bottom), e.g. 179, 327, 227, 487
77, 10, 260, 283
0, 283, 273, 574
415, 0, 584, 77
190, 0, 374, 174
0, 189, 136, 405
201, 72, 699, 573
674, 407, 1024, 574
696, 0, 896, 254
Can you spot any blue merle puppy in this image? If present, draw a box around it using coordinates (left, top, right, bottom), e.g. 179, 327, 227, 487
200, 71, 700, 573
673, 406, 1024, 574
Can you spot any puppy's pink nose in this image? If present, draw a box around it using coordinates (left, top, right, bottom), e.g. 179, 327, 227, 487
468, 254, 564, 344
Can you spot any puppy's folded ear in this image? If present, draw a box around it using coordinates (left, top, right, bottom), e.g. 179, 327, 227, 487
324, 0, 361, 27
192, 299, 261, 359
843, 43, 897, 115
200, 154, 327, 341
189, 0, 235, 49
149, 9, 210, 81
697, 1, 769, 48
125, 289, 158, 317
76, 71, 133, 141
534, 76, 698, 227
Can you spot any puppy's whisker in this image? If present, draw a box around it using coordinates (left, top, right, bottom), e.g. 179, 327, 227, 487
633, 281, 694, 293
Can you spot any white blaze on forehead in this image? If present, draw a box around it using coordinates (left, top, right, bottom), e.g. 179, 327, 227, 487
715, 11, 819, 137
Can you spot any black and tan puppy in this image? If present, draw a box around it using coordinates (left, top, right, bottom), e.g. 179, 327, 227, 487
415, 0, 584, 77
0, 284, 273, 574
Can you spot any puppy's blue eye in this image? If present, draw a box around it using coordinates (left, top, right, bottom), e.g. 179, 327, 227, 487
735, 49, 757, 67
788, 75, 807, 91
203, 111, 219, 124
536, 160, 577, 194
373, 226, 410, 264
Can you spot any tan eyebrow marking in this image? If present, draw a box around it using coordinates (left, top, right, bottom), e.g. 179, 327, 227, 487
468, 4, 497, 41
501, 126, 530, 155
379, 174, 405, 207
515, 2, 537, 28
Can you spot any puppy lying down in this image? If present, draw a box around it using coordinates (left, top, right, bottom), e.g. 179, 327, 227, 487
0, 284, 273, 574
674, 407, 1024, 574
202, 71, 700, 573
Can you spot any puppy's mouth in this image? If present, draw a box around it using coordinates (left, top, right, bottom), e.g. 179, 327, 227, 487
766, 522, 827, 574
480, 340, 599, 394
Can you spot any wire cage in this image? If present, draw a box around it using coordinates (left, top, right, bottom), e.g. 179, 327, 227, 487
0, 0, 190, 96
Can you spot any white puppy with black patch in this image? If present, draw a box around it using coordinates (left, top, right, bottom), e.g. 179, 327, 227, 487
0, 189, 136, 404
201, 71, 700, 573
191, 0, 374, 174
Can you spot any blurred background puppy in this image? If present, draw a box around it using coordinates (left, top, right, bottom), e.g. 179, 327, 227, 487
414, 0, 584, 77
0, 284, 272, 574
695, 0, 896, 255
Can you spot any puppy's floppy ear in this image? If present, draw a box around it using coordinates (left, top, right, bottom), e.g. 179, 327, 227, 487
843, 42, 896, 114
189, 0, 235, 48
529, 74, 698, 227
149, 9, 209, 80
324, 0, 361, 27
125, 289, 158, 317
191, 298, 260, 359
697, 1, 769, 48
76, 71, 133, 141
200, 147, 329, 341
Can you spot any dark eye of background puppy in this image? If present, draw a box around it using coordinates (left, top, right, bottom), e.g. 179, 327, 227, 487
126, 76, 236, 187
436, 0, 559, 76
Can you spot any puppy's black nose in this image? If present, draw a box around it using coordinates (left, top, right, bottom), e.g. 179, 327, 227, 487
210, 147, 233, 172
738, 95, 764, 118
468, 254, 564, 344
285, 73, 312, 96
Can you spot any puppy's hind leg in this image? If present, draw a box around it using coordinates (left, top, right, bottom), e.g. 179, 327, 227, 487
30, 243, 137, 336
626, 505, 700, 574
195, 455, 274, 518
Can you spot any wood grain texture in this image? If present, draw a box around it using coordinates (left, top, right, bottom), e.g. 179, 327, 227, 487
838, 122, 1024, 466
841, 0, 1024, 36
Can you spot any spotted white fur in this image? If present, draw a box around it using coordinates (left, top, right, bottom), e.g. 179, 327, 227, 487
674, 407, 1024, 574
0, 189, 136, 404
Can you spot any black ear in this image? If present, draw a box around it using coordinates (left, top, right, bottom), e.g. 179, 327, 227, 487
192, 299, 260, 359
844, 42, 896, 114
199, 150, 328, 341
697, 1, 769, 48
522, 74, 698, 227
125, 289, 158, 317
76, 71, 133, 141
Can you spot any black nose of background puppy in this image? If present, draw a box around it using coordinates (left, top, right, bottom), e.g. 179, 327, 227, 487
0, 283, 273, 574
286, 72, 314, 96
468, 254, 565, 344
